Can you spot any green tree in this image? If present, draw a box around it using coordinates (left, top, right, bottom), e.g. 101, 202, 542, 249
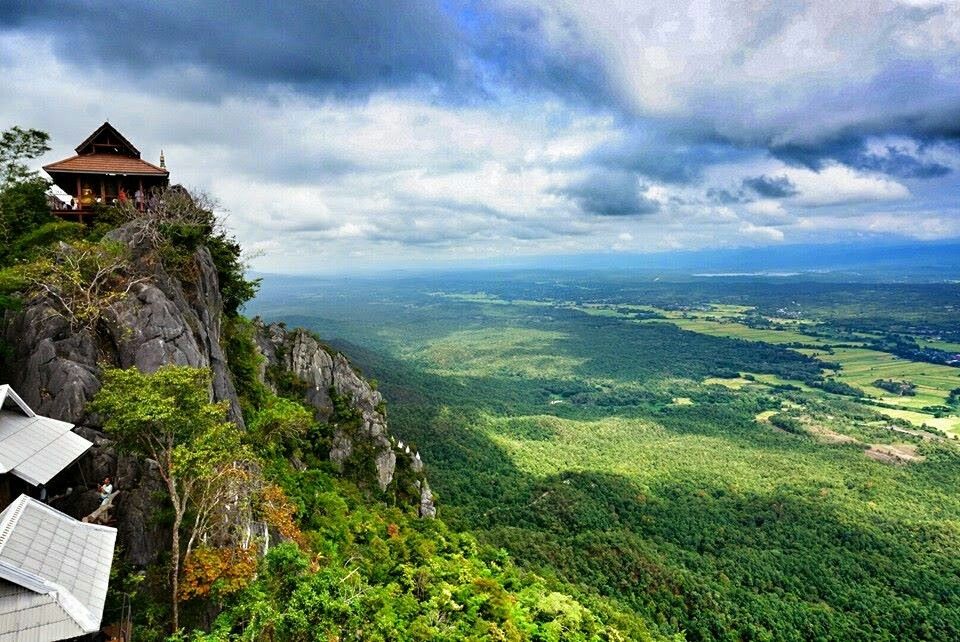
92, 365, 245, 633
0, 127, 54, 253
0, 178, 54, 250
21, 239, 145, 331
248, 396, 313, 450
0, 126, 49, 187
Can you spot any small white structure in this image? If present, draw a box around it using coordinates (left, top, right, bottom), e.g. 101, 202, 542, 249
0, 385, 92, 487
0, 495, 117, 640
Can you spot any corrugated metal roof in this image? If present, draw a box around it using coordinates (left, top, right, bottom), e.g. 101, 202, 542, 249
42, 153, 168, 176
0, 581, 79, 642
0, 386, 92, 486
0, 496, 116, 640
0, 387, 33, 419
12, 432, 92, 488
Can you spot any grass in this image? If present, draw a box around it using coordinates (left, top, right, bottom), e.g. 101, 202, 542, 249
703, 376, 753, 389
754, 409, 778, 423
648, 316, 836, 346
806, 346, 960, 407
919, 338, 960, 353
870, 406, 960, 435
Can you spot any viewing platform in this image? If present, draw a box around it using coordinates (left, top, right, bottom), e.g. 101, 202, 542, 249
43, 122, 169, 222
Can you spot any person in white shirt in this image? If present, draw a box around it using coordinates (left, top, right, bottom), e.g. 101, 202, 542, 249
98, 477, 114, 505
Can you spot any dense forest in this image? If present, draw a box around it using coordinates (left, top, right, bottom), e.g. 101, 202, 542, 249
251, 271, 960, 641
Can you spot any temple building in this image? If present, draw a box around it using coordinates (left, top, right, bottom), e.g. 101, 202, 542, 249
42, 122, 169, 221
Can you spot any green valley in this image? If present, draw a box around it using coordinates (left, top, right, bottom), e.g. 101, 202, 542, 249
251, 274, 960, 641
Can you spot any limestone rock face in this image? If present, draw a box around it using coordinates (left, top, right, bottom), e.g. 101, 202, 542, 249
418, 479, 437, 519
1, 220, 245, 563
3, 221, 243, 426
2, 303, 100, 424
252, 320, 431, 507
1, 217, 436, 572
285, 329, 336, 416
105, 224, 243, 427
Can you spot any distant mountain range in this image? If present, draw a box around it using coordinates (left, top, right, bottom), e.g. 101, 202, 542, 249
253, 240, 960, 282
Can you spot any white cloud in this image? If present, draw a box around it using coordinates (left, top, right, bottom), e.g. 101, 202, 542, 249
524, 1, 960, 146
745, 200, 790, 223
0, 25, 956, 273
786, 163, 909, 206
740, 222, 785, 242
793, 211, 960, 240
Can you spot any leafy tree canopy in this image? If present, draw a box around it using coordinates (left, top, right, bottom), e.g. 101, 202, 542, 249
0, 126, 49, 188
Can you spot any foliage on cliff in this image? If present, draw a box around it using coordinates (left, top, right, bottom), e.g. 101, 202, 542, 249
187, 464, 663, 642
202, 316, 664, 640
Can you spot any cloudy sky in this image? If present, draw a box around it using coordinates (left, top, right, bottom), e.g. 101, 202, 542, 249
2, 1, 959, 272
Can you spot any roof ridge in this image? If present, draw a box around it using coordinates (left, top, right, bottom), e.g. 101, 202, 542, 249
0, 495, 117, 636
0, 558, 51, 595
0, 495, 28, 556
0, 385, 35, 418
0, 561, 99, 634
53, 581, 100, 632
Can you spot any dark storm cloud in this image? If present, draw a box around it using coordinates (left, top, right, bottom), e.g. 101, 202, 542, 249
856, 147, 951, 179
585, 124, 751, 185
555, 170, 660, 217
460, 2, 618, 109
0, 0, 467, 94
707, 188, 750, 205
4, 0, 957, 188
767, 62, 960, 175
742, 175, 798, 198
772, 137, 954, 179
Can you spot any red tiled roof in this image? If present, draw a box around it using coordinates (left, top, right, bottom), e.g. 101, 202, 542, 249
43, 154, 168, 176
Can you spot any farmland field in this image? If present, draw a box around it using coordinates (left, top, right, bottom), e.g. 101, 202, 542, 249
807, 346, 960, 407
651, 316, 836, 346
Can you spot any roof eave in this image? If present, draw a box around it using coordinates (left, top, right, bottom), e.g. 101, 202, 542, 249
43, 166, 169, 177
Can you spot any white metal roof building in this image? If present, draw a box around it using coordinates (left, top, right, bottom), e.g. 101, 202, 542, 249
0, 386, 92, 487
0, 495, 117, 640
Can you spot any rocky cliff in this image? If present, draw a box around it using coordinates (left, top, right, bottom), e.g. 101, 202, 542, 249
252, 321, 435, 516
1, 219, 433, 566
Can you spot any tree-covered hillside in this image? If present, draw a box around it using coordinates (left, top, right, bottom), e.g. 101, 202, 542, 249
250, 274, 960, 641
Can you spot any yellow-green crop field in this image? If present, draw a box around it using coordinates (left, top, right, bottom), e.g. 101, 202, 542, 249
805, 346, 960, 408
920, 339, 960, 353
654, 316, 836, 346
870, 406, 960, 434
